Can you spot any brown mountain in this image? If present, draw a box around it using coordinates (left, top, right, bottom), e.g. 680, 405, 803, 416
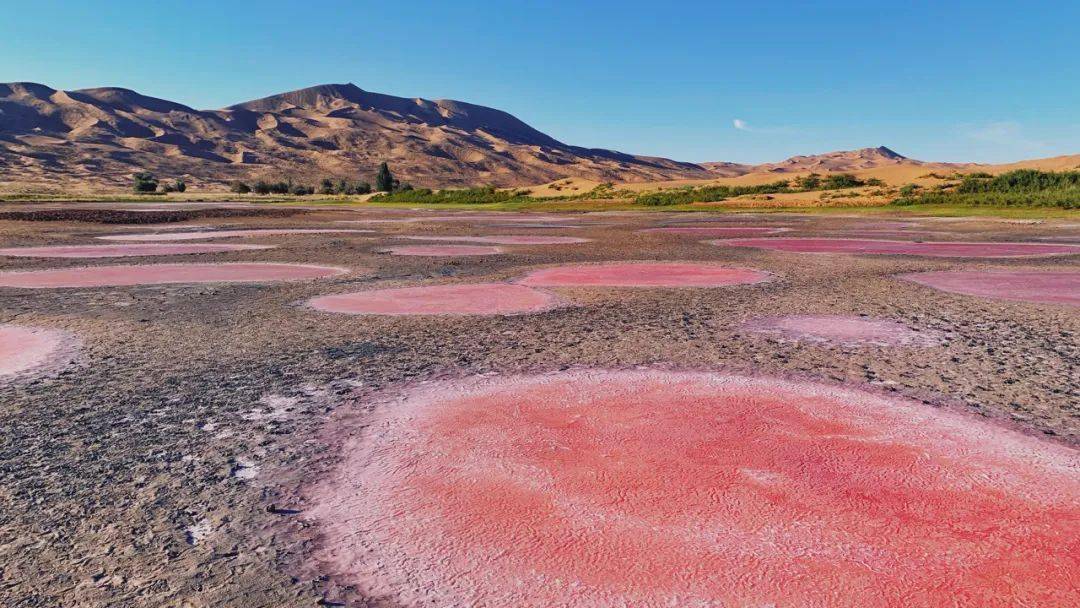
0, 82, 711, 189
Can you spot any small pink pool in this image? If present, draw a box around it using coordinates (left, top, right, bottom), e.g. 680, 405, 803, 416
381, 245, 504, 256
308, 283, 562, 316
901, 270, 1080, 305
641, 226, 788, 237
0, 324, 78, 378
307, 370, 1080, 607
0, 263, 348, 288
98, 229, 373, 242
401, 235, 590, 245
711, 237, 1080, 258
516, 262, 771, 287
0, 243, 273, 258
743, 315, 941, 346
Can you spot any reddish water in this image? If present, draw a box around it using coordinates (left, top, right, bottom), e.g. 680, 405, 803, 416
743, 315, 940, 346
516, 262, 771, 287
641, 226, 788, 236
402, 235, 590, 245
0, 243, 272, 258
382, 245, 504, 256
0, 263, 348, 288
309, 370, 1080, 607
902, 270, 1080, 305
712, 237, 1080, 257
0, 324, 76, 377
308, 283, 562, 315
98, 229, 372, 242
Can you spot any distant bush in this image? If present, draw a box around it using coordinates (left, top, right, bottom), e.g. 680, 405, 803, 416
634, 180, 792, 206
174, 179, 186, 193
893, 190, 1078, 209
316, 178, 374, 195
230, 181, 251, 194
822, 174, 864, 189
132, 172, 158, 193
899, 184, 920, 197
893, 170, 1080, 209
369, 185, 529, 205
956, 169, 1080, 193
794, 174, 821, 190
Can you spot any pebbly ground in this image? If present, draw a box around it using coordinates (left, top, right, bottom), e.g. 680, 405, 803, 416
0, 206, 1076, 606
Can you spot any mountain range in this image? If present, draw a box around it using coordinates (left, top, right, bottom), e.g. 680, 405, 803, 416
0, 82, 969, 190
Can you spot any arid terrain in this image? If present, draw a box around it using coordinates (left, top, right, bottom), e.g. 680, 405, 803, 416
5, 81, 1078, 197
0, 202, 1076, 606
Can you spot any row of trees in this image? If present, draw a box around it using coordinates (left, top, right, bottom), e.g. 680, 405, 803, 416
227, 162, 409, 197
132, 172, 186, 194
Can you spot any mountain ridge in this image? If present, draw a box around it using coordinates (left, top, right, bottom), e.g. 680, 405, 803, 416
0, 81, 712, 189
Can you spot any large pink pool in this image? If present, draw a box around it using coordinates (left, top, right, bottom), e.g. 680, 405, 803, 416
98, 229, 372, 242
712, 237, 1080, 258
516, 262, 771, 287
308, 370, 1080, 607
401, 235, 590, 245
901, 270, 1080, 305
0, 243, 272, 258
0, 263, 349, 288
308, 283, 562, 315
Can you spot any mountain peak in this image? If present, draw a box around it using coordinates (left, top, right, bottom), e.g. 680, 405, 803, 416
867, 146, 905, 159
228, 83, 366, 112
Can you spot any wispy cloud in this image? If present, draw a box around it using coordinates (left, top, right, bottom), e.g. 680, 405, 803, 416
732, 118, 793, 135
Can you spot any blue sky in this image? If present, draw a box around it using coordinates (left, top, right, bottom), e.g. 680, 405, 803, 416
2, 0, 1077, 164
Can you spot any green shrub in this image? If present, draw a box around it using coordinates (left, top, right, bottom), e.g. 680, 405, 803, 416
132, 172, 158, 193
230, 181, 251, 194
822, 174, 864, 189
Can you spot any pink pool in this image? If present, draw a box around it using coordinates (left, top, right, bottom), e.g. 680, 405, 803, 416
743, 315, 941, 346
517, 262, 771, 287
0, 243, 272, 258
381, 245, 504, 256
0, 324, 78, 378
98, 229, 372, 242
901, 270, 1080, 305
308, 370, 1080, 607
401, 235, 590, 245
308, 283, 562, 315
711, 238, 1080, 258
641, 226, 788, 237
0, 263, 348, 288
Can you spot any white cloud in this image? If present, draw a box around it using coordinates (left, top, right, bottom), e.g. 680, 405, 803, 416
733, 118, 751, 131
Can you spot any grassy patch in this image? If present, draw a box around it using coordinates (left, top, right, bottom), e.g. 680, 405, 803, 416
893, 170, 1080, 209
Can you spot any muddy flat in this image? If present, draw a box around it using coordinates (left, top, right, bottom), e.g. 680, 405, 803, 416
1, 205, 1077, 607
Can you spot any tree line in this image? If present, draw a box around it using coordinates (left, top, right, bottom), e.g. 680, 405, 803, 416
225, 162, 410, 196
